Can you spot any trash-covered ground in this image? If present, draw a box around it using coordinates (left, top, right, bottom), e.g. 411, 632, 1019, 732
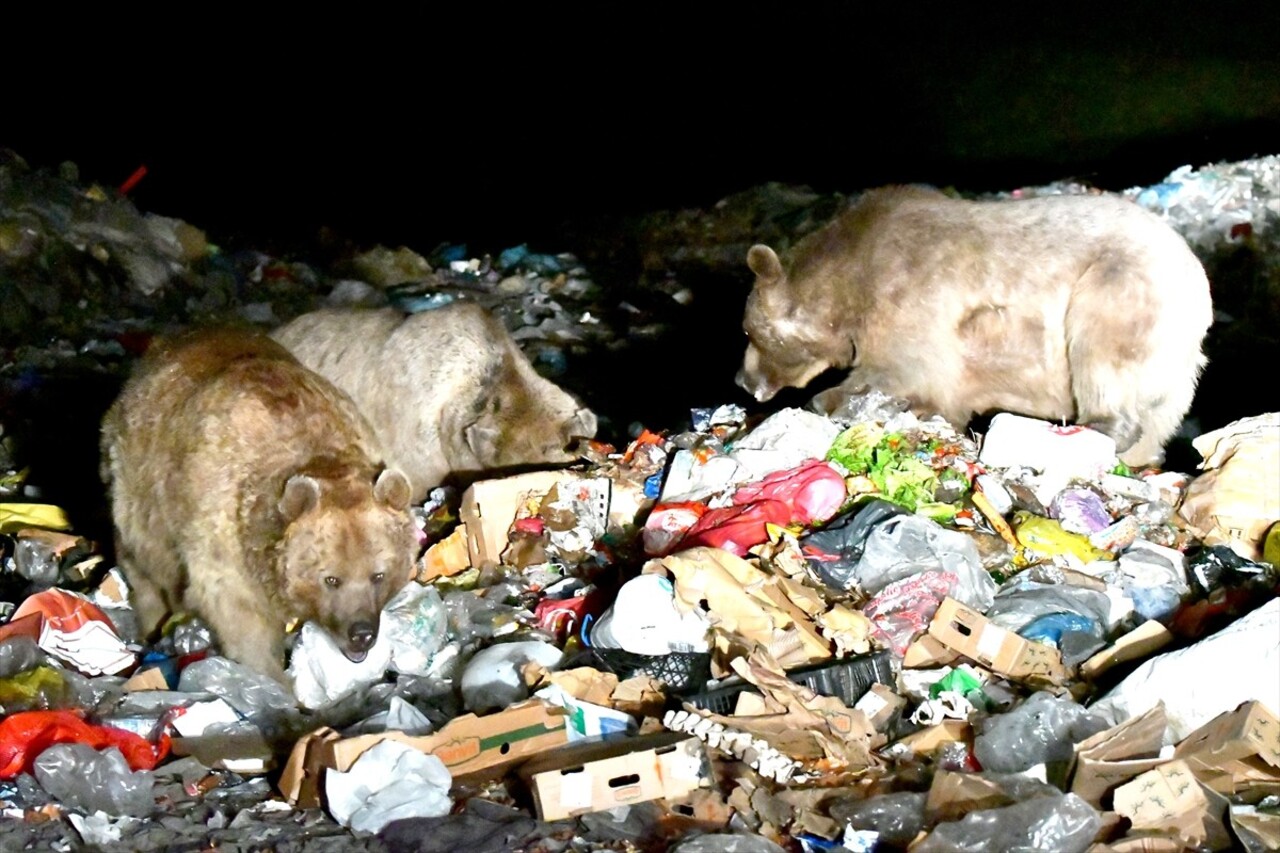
1, 150, 1279, 851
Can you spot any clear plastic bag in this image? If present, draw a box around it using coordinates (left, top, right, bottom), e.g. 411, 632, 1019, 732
176, 656, 295, 719
33, 743, 155, 817
913, 792, 1101, 853
974, 692, 1109, 773
856, 515, 997, 610
670, 833, 787, 853
829, 791, 927, 846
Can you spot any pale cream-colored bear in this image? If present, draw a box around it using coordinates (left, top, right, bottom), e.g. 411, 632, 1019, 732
736, 186, 1213, 467
272, 304, 597, 503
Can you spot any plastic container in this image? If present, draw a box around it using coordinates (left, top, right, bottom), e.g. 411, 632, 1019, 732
685, 650, 894, 716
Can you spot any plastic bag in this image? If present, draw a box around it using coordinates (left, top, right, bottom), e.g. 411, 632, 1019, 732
1091, 597, 1280, 742
800, 499, 908, 587
0, 710, 165, 778
0, 636, 46, 678
730, 460, 847, 526
589, 573, 712, 655
974, 692, 1109, 773
913, 791, 1101, 853
33, 743, 154, 816
176, 656, 295, 720
671, 833, 788, 853
828, 791, 926, 846
728, 407, 842, 483
854, 515, 997, 610
1049, 488, 1112, 534
984, 582, 1113, 634
459, 640, 562, 713
676, 499, 791, 558
325, 739, 451, 834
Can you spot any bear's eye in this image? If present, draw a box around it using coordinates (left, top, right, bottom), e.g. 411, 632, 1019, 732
371, 572, 385, 584
324, 576, 342, 588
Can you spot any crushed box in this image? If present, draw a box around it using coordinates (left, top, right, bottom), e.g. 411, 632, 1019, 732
519, 731, 713, 821
1174, 700, 1280, 800
927, 597, 1067, 687
280, 699, 568, 808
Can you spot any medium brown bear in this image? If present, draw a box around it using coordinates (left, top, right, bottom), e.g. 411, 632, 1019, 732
271, 304, 597, 503
101, 329, 417, 683
736, 186, 1213, 467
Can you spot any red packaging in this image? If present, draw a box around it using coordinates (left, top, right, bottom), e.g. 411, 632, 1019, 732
0, 710, 169, 778
676, 499, 792, 558
642, 501, 708, 556
731, 459, 847, 525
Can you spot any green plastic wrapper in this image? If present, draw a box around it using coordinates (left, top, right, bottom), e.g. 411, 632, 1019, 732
0, 666, 71, 712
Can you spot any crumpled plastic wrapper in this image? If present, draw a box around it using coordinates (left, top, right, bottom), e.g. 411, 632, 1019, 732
325, 739, 452, 834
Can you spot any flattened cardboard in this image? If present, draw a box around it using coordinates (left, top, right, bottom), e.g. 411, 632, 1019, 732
1173, 700, 1280, 799
459, 471, 581, 567
1113, 760, 1233, 851
1080, 620, 1173, 681
886, 720, 971, 758
927, 597, 1067, 686
902, 634, 961, 669
520, 731, 713, 821
279, 699, 569, 807
417, 525, 471, 581
1070, 702, 1170, 807
122, 666, 171, 693
925, 771, 1009, 823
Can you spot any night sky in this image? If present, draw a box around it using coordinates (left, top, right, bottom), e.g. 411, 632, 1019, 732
10, 6, 1280, 254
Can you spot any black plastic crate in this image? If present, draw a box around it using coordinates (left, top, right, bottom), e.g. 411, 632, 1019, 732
684, 650, 895, 716
588, 648, 713, 695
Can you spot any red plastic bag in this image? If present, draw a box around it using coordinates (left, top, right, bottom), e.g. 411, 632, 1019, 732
0, 710, 168, 779
731, 459, 847, 525
642, 501, 708, 556
676, 499, 792, 558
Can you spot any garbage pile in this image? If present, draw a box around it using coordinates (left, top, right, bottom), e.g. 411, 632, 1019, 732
2, 149, 1280, 850
3, 388, 1278, 850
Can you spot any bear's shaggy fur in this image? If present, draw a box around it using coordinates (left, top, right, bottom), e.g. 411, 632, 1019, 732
101, 329, 417, 682
736, 186, 1213, 466
272, 304, 597, 503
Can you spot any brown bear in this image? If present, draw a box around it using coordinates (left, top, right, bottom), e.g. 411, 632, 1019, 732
271, 304, 598, 503
736, 186, 1213, 467
100, 329, 417, 683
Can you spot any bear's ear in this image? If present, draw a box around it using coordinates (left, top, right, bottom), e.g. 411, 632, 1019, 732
747, 245, 785, 283
373, 468, 412, 511
280, 474, 320, 521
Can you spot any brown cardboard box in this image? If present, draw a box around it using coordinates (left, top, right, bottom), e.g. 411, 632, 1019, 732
417, 525, 471, 581
1080, 620, 1173, 681
1113, 760, 1232, 850
279, 699, 569, 807
886, 720, 971, 758
853, 683, 907, 732
459, 471, 581, 567
1070, 702, 1171, 807
927, 597, 1067, 686
1173, 700, 1280, 800
520, 732, 714, 821
902, 634, 961, 669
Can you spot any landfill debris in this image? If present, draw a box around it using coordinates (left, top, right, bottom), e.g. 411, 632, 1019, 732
2, 148, 1279, 850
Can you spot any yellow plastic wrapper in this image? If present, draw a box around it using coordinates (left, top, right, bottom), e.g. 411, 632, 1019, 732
0, 503, 72, 534
1013, 512, 1114, 565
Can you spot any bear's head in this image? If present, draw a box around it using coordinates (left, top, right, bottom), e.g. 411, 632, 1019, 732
277, 464, 416, 662
457, 348, 597, 474
736, 244, 854, 402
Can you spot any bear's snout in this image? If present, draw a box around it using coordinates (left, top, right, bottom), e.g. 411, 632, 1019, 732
344, 620, 377, 660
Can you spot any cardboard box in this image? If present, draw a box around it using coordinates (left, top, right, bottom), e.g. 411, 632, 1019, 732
1070, 702, 1171, 807
417, 525, 472, 581
279, 699, 569, 807
885, 720, 971, 758
1173, 700, 1280, 800
520, 731, 713, 821
1080, 620, 1173, 681
459, 471, 581, 566
927, 597, 1067, 687
1113, 760, 1232, 850
853, 683, 907, 732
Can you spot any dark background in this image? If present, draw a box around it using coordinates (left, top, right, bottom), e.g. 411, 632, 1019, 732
10, 6, 1280, 255
6, 6, 1280, 540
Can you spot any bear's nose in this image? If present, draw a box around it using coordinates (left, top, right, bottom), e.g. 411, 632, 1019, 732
348, 621, 376, 652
